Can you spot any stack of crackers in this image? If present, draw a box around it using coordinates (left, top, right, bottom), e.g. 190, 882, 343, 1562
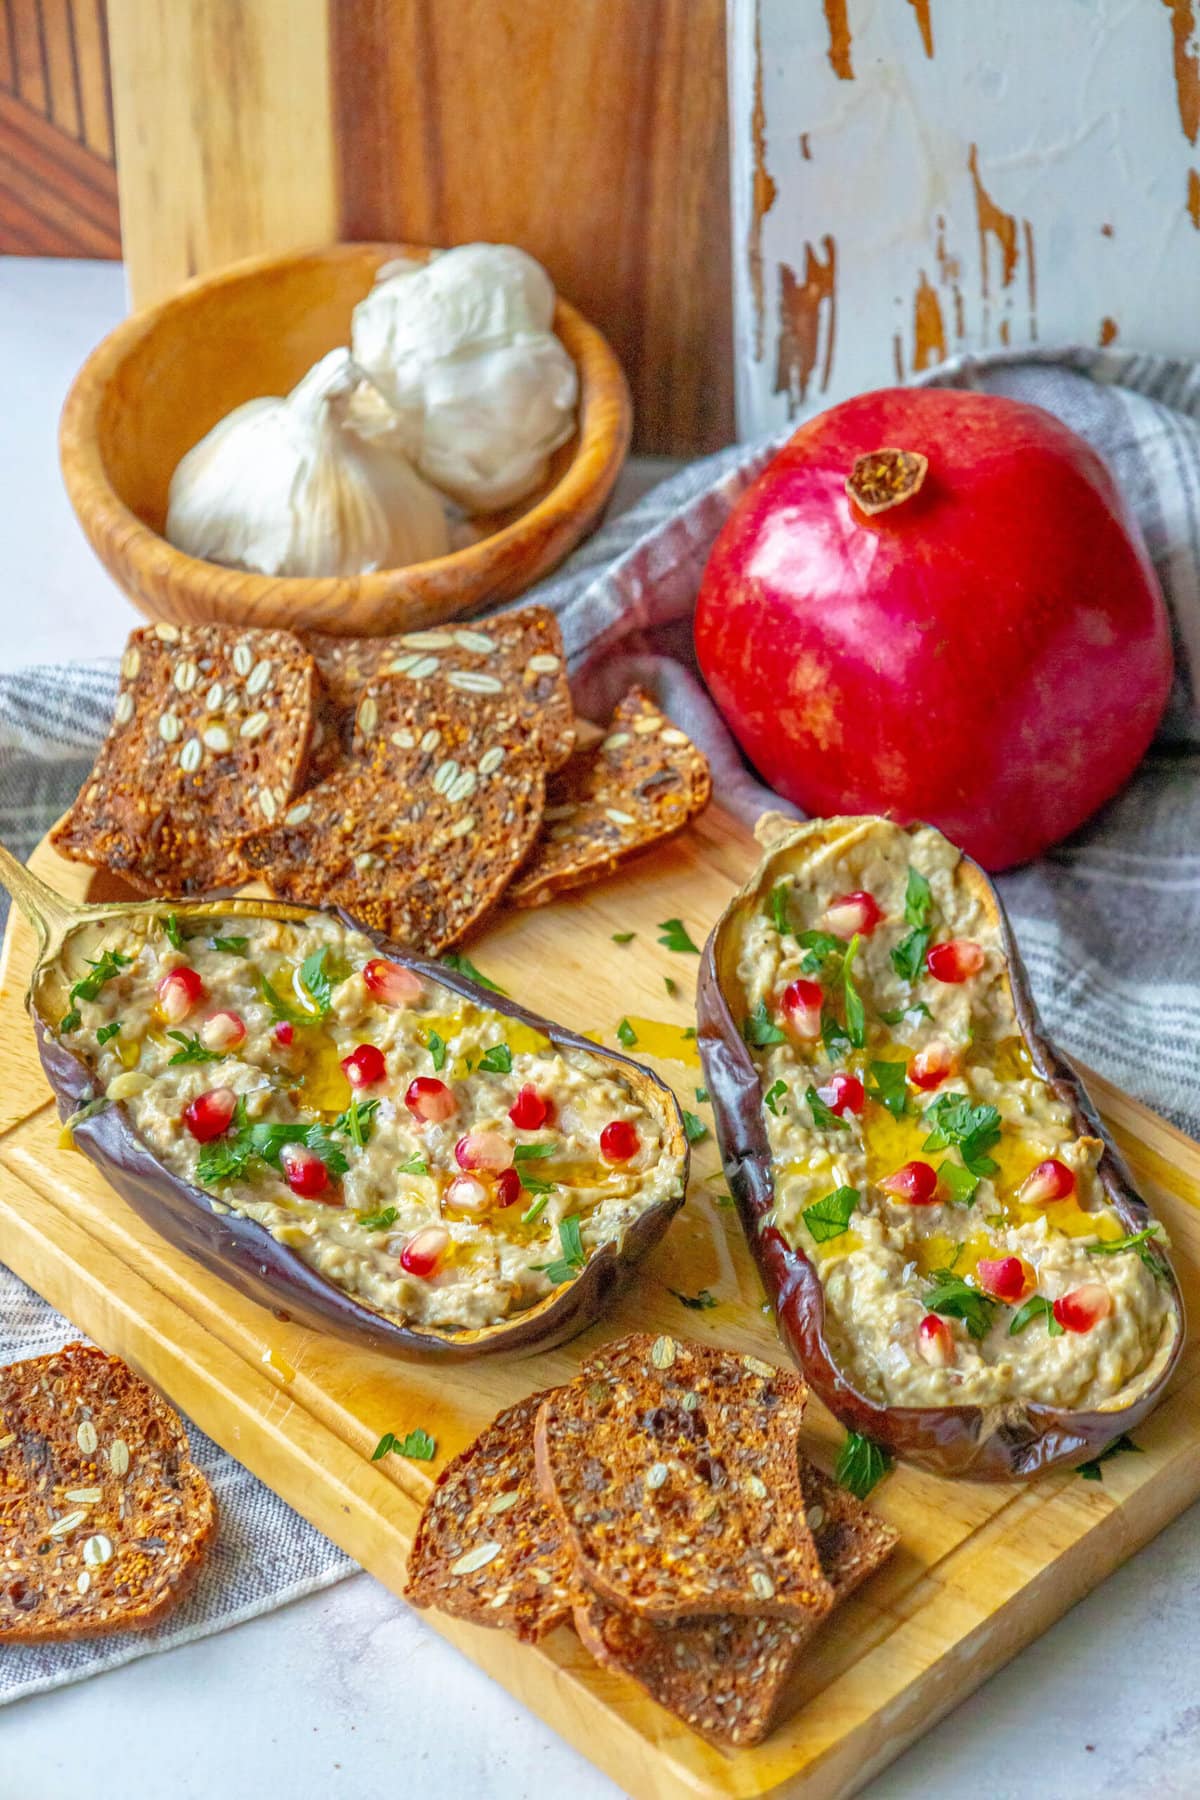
406, 1333, 898, 1747
52, 608, 711, 952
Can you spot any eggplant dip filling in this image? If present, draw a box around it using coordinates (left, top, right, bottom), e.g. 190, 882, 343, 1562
733, 821, 1176, 1412
45, 912, 685, 1331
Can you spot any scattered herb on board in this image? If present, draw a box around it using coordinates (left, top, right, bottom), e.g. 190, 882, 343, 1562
427, 1029, 447, 1071
806, 1085, 849, 1132
211, 934, 249, 956
663, 975, 680, 998
835, 1431, 892, 1500
611, 931, 635, 945
1077, 1434, 1143, 1481
478, 1044, 513, 1075
399, 1153, 428, 1177
764, 1079, 788, 1116
920, 1095, 1002, 1177
521, 1192, 551, 1225
657, 917, 701, 955
359, 1206, 398, 1232
161, 913, 184, 951
743, 1000, 786, 1047
1009, 1294, 1064, 1338
513, 1142, 555, 1163
669, 1287, 718, 1311
166, 1030, 222, 1065
682, 1109, 709, 1144
373, 1428, 436, 1463
96, 1021, 122, 1047
842, 935, 866, 1049
60, 948, 131, 1034
802, 1186, 860, 1243
925, 1268, 996, 1341
1086, 1224, 1170, 1281
335, 1098, 380, 1149
938, 1161, 981, 1207
695, 1087, 709, 1104
865, 1059, 909, 1120
533, 1216, 586, 1284
441, 952, 508, 995
617, 1018, 638, 1048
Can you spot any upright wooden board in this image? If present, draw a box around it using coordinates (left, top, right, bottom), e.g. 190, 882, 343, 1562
1, 814, 1199, 1800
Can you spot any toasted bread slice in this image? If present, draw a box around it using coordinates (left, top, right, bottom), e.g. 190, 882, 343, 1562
0, 1343, 217, 1644
535, 1333, 832, 1624
572, 1459, 898, 1746
405, 1391, 575, 1642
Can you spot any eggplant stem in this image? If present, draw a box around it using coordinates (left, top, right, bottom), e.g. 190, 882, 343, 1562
0, 839, 77, 953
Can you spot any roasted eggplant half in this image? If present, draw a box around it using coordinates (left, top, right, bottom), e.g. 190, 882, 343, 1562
697, 815, 1183, 1479
2, 844, 688, 1361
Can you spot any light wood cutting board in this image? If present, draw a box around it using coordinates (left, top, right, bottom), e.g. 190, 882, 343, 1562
1, 813, 1199, 1800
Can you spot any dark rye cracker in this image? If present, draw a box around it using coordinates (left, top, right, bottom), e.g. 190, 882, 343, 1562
571, 1462, 898, 1747
52, 623, 317, 895
405, 1392, 575, 1642
242, 681, 545, 952
535, 1333, 832, 1625
509, 687, 711, 908
0, 1344, 216, 1644
304, 604, 575, 782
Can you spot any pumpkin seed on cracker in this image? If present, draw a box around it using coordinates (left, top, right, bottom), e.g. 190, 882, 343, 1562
52, 623, 317, 895
0, 1343, 216, 1643
509, 687, 711, 908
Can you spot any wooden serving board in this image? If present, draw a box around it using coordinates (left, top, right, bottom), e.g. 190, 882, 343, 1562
2, 815, 1200, 1800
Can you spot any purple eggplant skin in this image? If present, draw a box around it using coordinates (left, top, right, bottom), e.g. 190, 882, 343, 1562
32, 918, 688, 1363
697, 821, 1185, 1481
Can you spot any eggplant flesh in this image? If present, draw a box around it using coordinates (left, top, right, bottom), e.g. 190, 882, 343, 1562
697, 815, 1184, 1480
22, 886, 688, 1362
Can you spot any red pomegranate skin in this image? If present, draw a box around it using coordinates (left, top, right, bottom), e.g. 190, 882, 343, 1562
694, 388, 1173, 868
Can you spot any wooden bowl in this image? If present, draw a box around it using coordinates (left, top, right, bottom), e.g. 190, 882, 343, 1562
59, 242, 632, 638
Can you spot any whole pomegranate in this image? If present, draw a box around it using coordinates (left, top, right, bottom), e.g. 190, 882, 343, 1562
695, 388, 1172, 868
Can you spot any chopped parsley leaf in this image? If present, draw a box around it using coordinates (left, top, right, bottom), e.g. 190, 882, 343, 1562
521, 1192, 550, 1225
669, 1287, 717, 1311
764, 1078, 788, 1116
260, 970, 326, 1026
373, 1428, 436, 1463
920, 1093, 1001, 1176
657, 917, 700, 955
359, 1205, 398, 1232
334, 1097, 380, 1149
478, 1043, 512, 1075
161, 913, 184, 951
743, 1000, 786, 1047
611, 931, 635, 945
533, 1216, 586, 1284
890, 926, 932, 984
878, 1000, 933, 1027
427, 1029, 447, 1071
865, 1059, 908, 1119
1009, 1294, 1064, 1338
1086, 1224, 1170, 1281
768, 882, 792, 937
937, 1161, 981, 1207
298, 947, 334, 1014
211, 934, 249, 956
96, 1021, 122, 1047
806, 1084, 849, 1132
617, 1018, 638, 1048
513, 1142, 555, 1162
682, 1109, 709, 1144
1077, 1433, 1143, 1481
664, 975, 679, 998
842, 934, 866, 1050
195, 1112, 350, 1188
59, 948, 132, 1034
835, 1431, 892, 1500
821, 1009, 851, 1059
904, 865, 933, 928
399, 1153, 428, 1177
802, 1185, 859, 1243
518, 1174, 555, 1197
166, 1030, 223, 1065
925, 1268, 996, 1341
441, 952, 508, 995
796, 929, 844, 976
695, 1087, 709, 1104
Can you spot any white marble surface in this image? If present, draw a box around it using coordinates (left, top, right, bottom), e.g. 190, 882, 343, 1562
3, 256, 1200, 1800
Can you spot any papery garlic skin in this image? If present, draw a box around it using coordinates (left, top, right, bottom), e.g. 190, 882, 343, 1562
165, 349, 450, 577
351, 243, 579, 513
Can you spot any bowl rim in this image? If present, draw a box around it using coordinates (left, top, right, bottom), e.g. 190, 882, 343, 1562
58, 239, 632, 632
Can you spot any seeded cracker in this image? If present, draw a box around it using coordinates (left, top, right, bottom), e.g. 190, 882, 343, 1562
535, 1334, 832, 1625
303, 605, 575, 782
571, 1462, 898, 1747
405, 1392, 575, 1642
0, 1344, 216, 1643
509, 687, 711, 908
242, 680, 545, 951
51, 623, 317, 895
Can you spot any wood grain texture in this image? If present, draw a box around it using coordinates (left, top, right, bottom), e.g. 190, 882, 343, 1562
107, 0, 337, 296
1, 815, 1198, 1798
0, 0, 119, 255
58, 240, 631, 636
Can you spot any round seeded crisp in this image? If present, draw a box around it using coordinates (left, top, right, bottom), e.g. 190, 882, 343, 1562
405, 1390, 575, 1642
0, 1343, 216, 1643
241, 682, 545, 951
572, 1461, 898, 1747
509, 687, 711, 908
534, 1333, 832, 1625
51, 623, 317, 895
304, 604, 575, 783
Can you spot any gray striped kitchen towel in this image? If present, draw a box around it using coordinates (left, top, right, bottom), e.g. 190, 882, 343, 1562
1, 345, 1197, 1702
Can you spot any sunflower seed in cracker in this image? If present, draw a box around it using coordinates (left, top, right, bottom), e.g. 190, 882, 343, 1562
51, 625, 317, 896
509, 688, 710, 908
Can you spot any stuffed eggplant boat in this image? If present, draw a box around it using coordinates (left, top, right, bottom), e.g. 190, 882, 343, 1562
698, 815, 1183, 1478
4, 847, 688, 1360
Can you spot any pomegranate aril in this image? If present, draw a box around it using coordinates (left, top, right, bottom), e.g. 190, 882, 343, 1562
158, 967, 206, 1023
274, 1021, 295, 1047
976, 1255, 1034, 1303
508, 1084, 550, 1130
280, 1141, 331, 1198
781, 978, 823, 1041
916, 1313, 954, 1366
926, 939, 985, 984
400, 1225, 450, 1278
200, 1010, 246, 1054
1053, 1283, 1114, 1334
910, 1042, 955, 1091
362, 957, 423, 1007
816, 1072, 865, 1117
404, 1077, 457, 1124
341, 1043, 387, 1088
454, 1130, 514, 1173
600, 1119, 640, 1163
1018, 1158, 1076, 1206
182, 1086, 236, 1143
444, 1174, 491, 1217
822, 890, 883, 939
880, 1159, 939, 1204
494, 1167, 522, 1209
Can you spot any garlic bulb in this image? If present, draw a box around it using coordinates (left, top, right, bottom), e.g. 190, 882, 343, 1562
351, 243, 579, 513
165, 349, 450, 577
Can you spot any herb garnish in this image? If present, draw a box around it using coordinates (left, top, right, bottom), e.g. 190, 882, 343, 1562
920, 1094, 1001, 1177
166, 1030, 222, 1065
806, 1085, 849, 1132
478, 1043, 513, 1075
764, 1078, 788, 1116
399, 1153, 428, 1177
695, 1087, 709, 1104
664, 975, 679, 998
1077, 1433, 1143, 1481
924, 1268, 996, 1341
426, 1029, 446, 1071
616, 1018, 638, 1048
821, 1010, 851, 1058
835, 1431, 892, 1500
657, 917, 700, 955
335, 1097, 380, 1149
161, 913, 184, 951
841, 934, 867, 1049
682, 1109, 709, 1144
878, 1000, 933, 1026
60, 948, 131, 1034
797, 929, 844, 976
195, 1100, 374, 1188
521, 1192, 550, 1225
1086, 1224, 1170, 1281
533, 1216, 586, 1284
743, 1000, 786, 1047
768, 882, 791, 936
260, 952, 333, 1025
441, 952, 507, 995
1008, 1294, 1064, 1337
96, 1021, 122, 1047
802, 1185, 860, 1243
611, 931, 635, 945
670, 1287, 718, 1311
359, 1205, 398, 1232
211, 935, 249, 956
937, 1161, 980, 1207
865, 1059, 909, 1119
518, 1175, 555, 1197
373, 1428, 436, 1463
513, 1142, 555, 1163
